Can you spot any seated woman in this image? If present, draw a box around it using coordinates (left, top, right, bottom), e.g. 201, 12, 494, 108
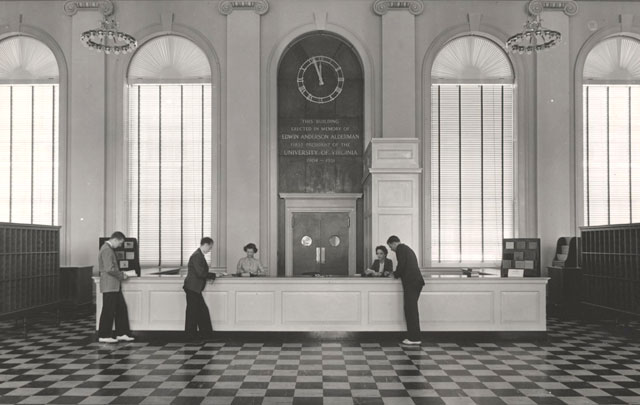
236, 243, 267, 276
363, 245, 393, 277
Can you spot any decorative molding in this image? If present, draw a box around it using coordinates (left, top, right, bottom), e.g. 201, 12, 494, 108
528, 1, 578, 17
372, 0, 424, 16
218, 0, 269, 16
63, 0, 114, 17
467, 13, 482, 31
314, 11, 328, 31
161, 12, 174, 32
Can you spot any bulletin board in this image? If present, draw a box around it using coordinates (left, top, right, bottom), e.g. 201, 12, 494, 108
98, 237, 141, 276
501, 238, 540, 277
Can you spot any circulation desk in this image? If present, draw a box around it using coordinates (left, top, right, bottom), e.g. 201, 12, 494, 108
93, 271, 548, 332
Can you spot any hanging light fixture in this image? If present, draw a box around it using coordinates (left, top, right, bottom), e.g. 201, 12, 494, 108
80, 5, 137, 55
506, 14, 561, 54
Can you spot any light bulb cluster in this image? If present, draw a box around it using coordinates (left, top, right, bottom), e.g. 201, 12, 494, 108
80, 19, 137, 55
506, 15, 561, 54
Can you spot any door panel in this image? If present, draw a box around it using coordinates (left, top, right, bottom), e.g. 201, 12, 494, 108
321, 213, 349, 275
292, 212, 349, 276
292, 213, 322, 276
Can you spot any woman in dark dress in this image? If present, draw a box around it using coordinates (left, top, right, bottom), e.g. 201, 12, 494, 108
363, 245, 393, 277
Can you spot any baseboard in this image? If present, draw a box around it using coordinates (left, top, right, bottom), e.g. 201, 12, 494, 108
92, 330, 548, 343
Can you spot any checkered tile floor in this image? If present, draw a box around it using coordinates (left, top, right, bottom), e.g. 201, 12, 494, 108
1, 312, 640, 404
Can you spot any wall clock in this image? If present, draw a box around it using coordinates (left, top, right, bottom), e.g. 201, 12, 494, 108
296, 55, 344, 104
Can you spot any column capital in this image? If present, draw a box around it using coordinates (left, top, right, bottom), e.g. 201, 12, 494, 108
63, 0, 114, 17
528, 0, 578, 17
372, 0, 424, 16
218, 0, 269, 16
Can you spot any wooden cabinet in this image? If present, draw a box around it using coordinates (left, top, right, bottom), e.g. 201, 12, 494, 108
0, 222, 60, 318
580, 223, 640, 316
548, 266, 582, 313
60, 266, 93, 306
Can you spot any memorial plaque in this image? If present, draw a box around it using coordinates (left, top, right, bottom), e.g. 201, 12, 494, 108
278, 117, 362, 192
277, 32, 364, 194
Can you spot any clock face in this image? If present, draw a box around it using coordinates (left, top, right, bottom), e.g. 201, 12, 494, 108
297, 55, 345, 104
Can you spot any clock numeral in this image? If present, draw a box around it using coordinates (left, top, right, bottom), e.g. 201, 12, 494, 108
297, 55, 345, 104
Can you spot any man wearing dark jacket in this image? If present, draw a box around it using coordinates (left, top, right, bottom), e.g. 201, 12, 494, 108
183, 237, 216, 341
387, 235, 425, 345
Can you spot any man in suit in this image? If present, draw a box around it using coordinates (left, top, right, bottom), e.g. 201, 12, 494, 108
183, 237, 216, 342
98, 231, 134, 343
387, 235, 425, 345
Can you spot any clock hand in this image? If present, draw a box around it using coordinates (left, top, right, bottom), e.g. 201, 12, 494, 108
312, 57, 324, 86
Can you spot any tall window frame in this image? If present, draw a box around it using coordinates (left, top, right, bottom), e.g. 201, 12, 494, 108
126, 35, 213, 267
582, 35, 640, 226
0, 35, 60, 226
429, 35, 515, 266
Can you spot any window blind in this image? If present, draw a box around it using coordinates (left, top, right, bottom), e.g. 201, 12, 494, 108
431, 84, 514, 264
0, 84, 59, 226
583, 85, 640, 226
128, 84, 212, 266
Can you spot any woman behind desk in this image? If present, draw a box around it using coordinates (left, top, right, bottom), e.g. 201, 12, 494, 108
237, 243, 266, 276
363, 245, 393, 277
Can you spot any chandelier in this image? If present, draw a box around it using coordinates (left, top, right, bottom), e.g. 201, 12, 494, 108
81, 16, 137, 55
506, 14, 561, 54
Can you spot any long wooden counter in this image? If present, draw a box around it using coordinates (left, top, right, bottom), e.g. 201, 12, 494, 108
93, 272, 548, 332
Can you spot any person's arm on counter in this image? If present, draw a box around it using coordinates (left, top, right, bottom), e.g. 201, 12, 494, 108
256, 260, 266, 275
236, 258, 246, 275
189, 249, 209, 279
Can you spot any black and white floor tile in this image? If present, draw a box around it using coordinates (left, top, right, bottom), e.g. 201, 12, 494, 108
1, 312, 639, 405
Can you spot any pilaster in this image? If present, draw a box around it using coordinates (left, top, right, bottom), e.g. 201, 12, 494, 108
220, 0, 267, 272
373, 0, 422, 138
64, 1, 108, 269
531, 0, 578, 273
363, 138, 422, 267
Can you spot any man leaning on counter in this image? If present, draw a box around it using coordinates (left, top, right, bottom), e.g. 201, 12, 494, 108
183, 237, 216, 342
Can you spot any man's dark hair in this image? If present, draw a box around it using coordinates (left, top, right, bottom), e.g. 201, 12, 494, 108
110, 231, 126, 241
386, 235, 400, 244
375, 245, 388, 255
201, 237, 214, 246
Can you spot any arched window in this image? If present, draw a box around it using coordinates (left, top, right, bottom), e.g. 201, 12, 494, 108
583, 35, 640, 226
0, 36, 59, 225
430, 36, 514, 264
127, 35, 212, 266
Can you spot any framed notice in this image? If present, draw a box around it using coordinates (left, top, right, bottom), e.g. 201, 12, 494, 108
501, 238, 540, 277
99, 237, 141, 276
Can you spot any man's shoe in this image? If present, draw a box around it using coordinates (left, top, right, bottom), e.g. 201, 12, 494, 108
401, 338, 422, 345
116, 334, 135, 342
98, 337, 118, 343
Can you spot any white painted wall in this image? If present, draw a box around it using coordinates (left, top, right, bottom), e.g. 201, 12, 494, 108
1, 0, 638, 272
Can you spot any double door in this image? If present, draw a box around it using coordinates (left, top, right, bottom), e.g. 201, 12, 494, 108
292, 212, 349, 276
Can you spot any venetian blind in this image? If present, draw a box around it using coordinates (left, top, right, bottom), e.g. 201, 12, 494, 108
583, 85, 640, 225
0, 85, 59, 225
583, 36, 640, 226
128, 84, 212, 267
431, 84, 514, 263
0, 36, 59, 226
